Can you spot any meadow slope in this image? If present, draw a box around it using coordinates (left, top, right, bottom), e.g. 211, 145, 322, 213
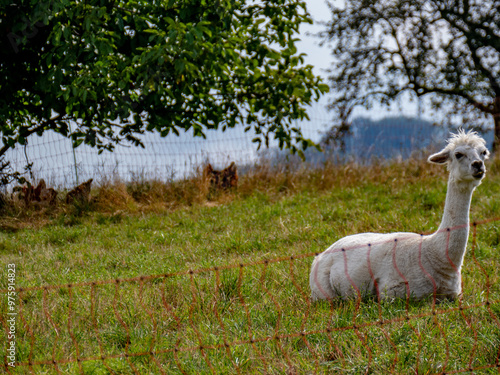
1, 157, 499, 374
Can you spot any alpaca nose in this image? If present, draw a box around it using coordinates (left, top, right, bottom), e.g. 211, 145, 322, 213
472, 160, 484, 171
472, 160, 485, 178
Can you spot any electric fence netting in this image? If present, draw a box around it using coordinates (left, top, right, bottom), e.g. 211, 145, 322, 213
1, 217, 500, 374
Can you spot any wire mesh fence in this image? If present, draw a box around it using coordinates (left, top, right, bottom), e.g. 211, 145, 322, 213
1, 217, 499, 374
4, 128, 261, 189
2, 104, 334, 189
8, 104, 496, 190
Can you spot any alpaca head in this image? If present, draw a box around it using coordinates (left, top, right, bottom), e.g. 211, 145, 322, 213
428, 129, 490, 186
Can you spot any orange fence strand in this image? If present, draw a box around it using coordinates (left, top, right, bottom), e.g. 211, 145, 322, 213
1, 218, 499, 374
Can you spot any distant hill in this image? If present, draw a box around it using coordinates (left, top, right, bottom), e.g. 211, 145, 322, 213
341, 116, 444, 160
258, 116, 494, 167
340, 116, 494, 160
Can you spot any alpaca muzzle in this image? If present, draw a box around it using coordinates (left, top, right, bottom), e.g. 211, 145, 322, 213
472, 160, 485, 179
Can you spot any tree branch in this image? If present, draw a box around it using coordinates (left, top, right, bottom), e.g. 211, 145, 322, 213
0, 114, 64, 158
437, 6, 500, 97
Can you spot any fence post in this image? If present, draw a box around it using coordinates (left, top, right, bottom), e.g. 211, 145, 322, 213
69, 122, 79, 186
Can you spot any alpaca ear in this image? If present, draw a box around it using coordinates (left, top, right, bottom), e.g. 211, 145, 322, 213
203, 164, 213, 176
428, 150, 450, 164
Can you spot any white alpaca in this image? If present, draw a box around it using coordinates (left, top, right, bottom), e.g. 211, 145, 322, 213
310, 130, 489, 301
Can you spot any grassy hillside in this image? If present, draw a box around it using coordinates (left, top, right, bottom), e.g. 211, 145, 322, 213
1, 156, 499, 374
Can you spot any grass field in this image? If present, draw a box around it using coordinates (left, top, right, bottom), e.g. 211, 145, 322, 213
1, 156, 500, 374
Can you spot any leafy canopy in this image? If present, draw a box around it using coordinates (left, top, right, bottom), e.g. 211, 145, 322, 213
0, 0, 328, 158
323, 0, 500, 150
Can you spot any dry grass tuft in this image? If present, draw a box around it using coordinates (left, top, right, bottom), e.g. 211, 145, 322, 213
93, 181, 136, 212
239, 155, 449, 199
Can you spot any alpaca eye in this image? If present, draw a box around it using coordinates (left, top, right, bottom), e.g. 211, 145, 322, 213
455, 152, 464, 160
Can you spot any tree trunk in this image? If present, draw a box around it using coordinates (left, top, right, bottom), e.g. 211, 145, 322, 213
492, 96, 500, 153
494, 113, 500, 154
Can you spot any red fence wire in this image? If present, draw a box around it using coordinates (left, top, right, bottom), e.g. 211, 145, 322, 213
1, 217, 500, 374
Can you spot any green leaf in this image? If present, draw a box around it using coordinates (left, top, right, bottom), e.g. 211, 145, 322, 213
175, 60, 185, 74
63, 25, 71, 40
73, 138, 84, 148
117, 16, 124, 31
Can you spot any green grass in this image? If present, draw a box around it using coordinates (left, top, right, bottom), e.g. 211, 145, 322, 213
1, 157, 500, 374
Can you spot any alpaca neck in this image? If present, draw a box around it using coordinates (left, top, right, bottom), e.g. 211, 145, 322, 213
433, 178, 476, 267
438, 178, 475, 230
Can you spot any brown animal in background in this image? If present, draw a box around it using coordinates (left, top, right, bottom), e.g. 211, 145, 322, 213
39, 186, 58, 205
203, 162, 238, 193
66, 179, 93, 204
22, 179, 58, 206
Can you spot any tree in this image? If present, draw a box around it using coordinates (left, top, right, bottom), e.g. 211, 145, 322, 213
323, 0, 500, 151
0, 0, 328, 163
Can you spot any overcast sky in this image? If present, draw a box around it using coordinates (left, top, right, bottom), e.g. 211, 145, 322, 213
299, 0, 332, 78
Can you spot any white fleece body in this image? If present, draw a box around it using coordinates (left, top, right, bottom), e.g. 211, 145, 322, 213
310, 230, 463, 300
310, 130, 489, 301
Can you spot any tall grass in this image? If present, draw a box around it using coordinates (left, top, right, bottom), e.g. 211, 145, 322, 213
1, 154, 499, 374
